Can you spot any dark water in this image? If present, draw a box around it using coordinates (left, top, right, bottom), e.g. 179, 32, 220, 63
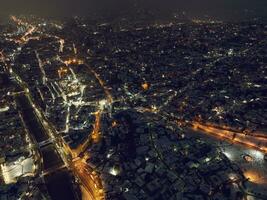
44, 169, 80, 200
41, 144, 64, 171
16, 95, 78, 200
16, 95, 49, 143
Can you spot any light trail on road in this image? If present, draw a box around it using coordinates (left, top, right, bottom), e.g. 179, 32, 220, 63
191, 121, 267, 154
72, 159, 104, 200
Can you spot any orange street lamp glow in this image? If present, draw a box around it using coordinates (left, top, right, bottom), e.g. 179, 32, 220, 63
142, 82, 149, 90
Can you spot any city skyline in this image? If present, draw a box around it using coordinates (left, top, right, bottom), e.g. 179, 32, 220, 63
0, 2, 267, 200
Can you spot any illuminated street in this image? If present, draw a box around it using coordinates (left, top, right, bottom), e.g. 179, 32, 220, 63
1, 3, 267, 199
187, 128, 267, 199
191, 122, 267, 153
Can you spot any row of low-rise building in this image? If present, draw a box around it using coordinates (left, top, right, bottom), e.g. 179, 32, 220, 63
83, 109, 246, 200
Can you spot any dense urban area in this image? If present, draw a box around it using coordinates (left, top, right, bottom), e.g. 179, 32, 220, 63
0, 13, 267, 200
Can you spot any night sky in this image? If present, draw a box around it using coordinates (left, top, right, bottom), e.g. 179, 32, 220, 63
1, 0, 267, 20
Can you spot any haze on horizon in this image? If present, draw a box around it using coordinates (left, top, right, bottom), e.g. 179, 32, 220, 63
1, 0, 267, 21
